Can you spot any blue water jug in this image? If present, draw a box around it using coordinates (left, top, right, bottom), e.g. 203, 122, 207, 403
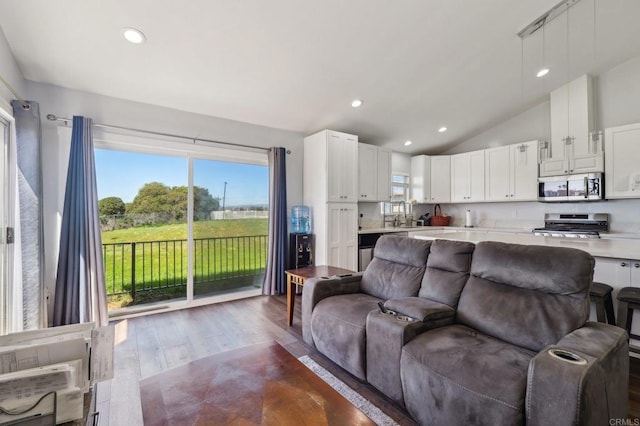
291, 205, 311, 234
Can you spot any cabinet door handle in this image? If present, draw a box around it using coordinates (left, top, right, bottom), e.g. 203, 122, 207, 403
621, 262, 628, 267
635, 263, 640, 268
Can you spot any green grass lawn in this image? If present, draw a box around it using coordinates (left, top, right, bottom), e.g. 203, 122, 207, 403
103, 218, 268, 309
102, 218, 268, 243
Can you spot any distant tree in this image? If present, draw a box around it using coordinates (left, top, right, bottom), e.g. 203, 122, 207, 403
128, 182, 172, 214
194, 187, 220, 219
98, 197, 126, 216
127, 182, 220, 220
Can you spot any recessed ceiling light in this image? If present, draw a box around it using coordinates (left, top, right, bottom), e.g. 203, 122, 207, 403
351, 99, 363, 108
536, 68, 550, 78
122, 28, 146, 44
404, 140, 412, 146
438, 126, 447, 133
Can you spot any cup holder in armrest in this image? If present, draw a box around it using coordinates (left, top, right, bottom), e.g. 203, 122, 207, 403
548, 348, 587, 365
395, 315, 415, 322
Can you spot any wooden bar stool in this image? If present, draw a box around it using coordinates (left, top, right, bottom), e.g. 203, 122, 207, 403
616, 287, 640, 354
589, 282, 616, 325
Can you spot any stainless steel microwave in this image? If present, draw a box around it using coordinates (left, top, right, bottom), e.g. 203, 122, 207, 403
538, 172, 604, 202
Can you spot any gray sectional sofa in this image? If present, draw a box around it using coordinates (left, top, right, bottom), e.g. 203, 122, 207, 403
302, 235, 628, 425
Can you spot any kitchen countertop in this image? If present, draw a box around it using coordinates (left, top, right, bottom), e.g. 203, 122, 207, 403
409, 229, 640, 260
358, 227, 425, 234
359, 226, 539, 235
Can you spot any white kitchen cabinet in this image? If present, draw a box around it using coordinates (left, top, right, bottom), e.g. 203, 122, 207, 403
485, 141, 538, 202
376, 147, 392, 201
304, 130, 358, 269
357, 144, 392, 202
605, 122, 640, 199
410, 155, 431, 203
540, 74, 603, 177
327, 203, 357, 270
410, 155, 450, 203
510, 140, 538, 200
451, 150, 485, 202
430, 156, 451, 203
485, 146, 511, 201
358, 143, 377, 201
324, 131, 358, 202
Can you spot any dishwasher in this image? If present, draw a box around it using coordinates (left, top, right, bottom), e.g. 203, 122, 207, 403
358, 231, 408, 271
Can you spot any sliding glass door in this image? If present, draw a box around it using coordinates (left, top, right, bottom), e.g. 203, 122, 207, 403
192, 159, 268, 298
94, 144, 268, 311
95, 149, 188, 310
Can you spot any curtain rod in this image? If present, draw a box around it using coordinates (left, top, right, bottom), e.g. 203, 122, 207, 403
0, 73, 30, 109
46, 113, 280, 153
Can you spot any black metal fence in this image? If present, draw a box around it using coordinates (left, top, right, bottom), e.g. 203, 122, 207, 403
102, 235, 268, 300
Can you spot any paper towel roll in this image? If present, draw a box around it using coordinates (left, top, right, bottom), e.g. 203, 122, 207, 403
465, 210, 473, 228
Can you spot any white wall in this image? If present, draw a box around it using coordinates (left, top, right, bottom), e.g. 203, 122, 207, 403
443, 101, 551, 155
597, 55, 640, 130
0, 27, 25, 107
25, 81, 304, 320
392, 152, 411, 175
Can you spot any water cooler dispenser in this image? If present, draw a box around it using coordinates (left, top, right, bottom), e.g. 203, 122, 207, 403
290, 206, 313, 269
289, 233, 314, 269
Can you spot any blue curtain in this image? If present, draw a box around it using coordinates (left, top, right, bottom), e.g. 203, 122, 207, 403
262, 147, 287, 295
53, 116, 108, 327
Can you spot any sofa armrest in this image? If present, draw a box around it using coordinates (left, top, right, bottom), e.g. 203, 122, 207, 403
365, 300, 454, 405
526, 322, 628, 426
301, 273, 363, 346
384, 296, 455, 324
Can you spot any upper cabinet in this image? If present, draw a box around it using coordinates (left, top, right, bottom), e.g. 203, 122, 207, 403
358, 143, 392, 202
325, 131, 358, 202
605, 122, 640, 199
485, 141, 538, 202
451, 150, 485, 203
376, 147, 392, 201
411, 155, 450, 203
540, 74, 603, 177
358, 143, 377, 200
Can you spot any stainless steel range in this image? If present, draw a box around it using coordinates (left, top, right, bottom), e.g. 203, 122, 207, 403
532, 213, 609, 239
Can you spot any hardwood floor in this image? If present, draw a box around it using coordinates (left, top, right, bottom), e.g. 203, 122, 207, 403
99, 295, 640, 425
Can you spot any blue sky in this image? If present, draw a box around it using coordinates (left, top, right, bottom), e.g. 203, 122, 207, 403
95, 149, 269, 206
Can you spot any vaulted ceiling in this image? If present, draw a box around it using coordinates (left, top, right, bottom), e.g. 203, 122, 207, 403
1, 0, 640, 153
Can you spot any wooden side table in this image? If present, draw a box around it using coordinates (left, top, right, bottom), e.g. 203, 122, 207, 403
285, 265, 354, 326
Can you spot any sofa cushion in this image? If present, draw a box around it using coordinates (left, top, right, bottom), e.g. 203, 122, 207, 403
360, 236, 431, 300
418, 239, 475, 307
310, 292, 382, 380
401, 324, 535, 425
457, 241, 593, 352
